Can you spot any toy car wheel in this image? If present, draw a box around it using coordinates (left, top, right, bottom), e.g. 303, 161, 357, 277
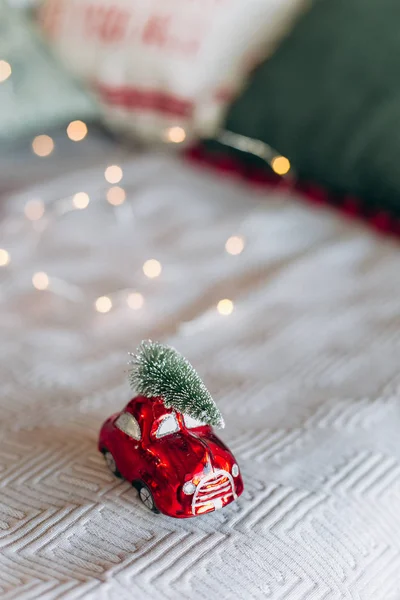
138, 483, 159, 513
103, 450, 121, 477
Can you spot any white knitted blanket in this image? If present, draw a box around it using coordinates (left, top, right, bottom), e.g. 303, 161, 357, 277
1, 154, 400, 599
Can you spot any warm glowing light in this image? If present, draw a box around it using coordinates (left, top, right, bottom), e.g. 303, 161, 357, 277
127, 292, 144, 310
72, 192, 90, 209
104, 165, 123, 184
0, 249, 10, 266
24, 199, 45, 221
95, 296, 112, 313
106, 186, 126, 206
225, 235, 245, 255
0, 60, 11, 83
32, 135, 54, 157
164, 126, 186, 144
271, 155, 290, 175
32, 272, 49, 290
217, 299, 234, 315
66, 120, 88, 141
143, 259, 162, 279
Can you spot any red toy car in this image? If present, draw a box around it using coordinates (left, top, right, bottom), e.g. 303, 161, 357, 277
99, 395, 244, 518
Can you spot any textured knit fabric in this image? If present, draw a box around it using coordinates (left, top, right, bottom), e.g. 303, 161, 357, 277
1, 153, 400, 599
225, 0, 400, 211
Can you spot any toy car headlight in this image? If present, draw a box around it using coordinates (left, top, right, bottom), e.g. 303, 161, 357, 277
232, 464, 239, 477
183, 481, 196, 495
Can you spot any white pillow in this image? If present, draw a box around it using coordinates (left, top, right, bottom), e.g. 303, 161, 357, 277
39, 0, 306, 144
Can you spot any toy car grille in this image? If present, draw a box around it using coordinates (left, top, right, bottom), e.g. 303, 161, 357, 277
192, 469, 236, 515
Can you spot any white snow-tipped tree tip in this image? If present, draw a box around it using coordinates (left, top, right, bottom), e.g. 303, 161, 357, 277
128, 340, 224, 428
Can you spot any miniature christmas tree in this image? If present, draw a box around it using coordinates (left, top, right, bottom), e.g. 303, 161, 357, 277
129, 341, 224, 428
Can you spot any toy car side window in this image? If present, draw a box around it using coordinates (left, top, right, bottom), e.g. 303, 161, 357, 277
183, 414, 205, 429
156, 413, 179, 438
115, 412, 141, 440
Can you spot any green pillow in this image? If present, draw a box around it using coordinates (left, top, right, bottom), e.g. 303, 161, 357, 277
226, 0, 400, 213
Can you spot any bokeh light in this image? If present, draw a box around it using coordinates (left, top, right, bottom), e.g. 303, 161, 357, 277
164, 126, 186, 144
95, 296, 112, 313
217, 299, 234, 315
104, 165, 123, 184
271, 156, 291, 176
0, 249, 10, 266
106, 186, 126, 206
24, 199, 45, 221
127, 292, 144, 310
32, 135, 54, 157
225, 235, 245, 255
0, 60, 11, 83
32, 272, 49, 290
66, 120, 88, 142
72, 192, 90, 209
143, 259, 162, 278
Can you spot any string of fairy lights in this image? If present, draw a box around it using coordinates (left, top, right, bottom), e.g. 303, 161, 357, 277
0, 166, 246, 317
0, 57, 291, 319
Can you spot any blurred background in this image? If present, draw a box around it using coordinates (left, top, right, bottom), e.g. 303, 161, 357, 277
3, 0, 400, 322
2, 0, 400, 214
3, 0, 400, 332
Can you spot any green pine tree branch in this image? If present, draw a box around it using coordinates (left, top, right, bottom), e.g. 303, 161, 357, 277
129, 340, 224, 428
